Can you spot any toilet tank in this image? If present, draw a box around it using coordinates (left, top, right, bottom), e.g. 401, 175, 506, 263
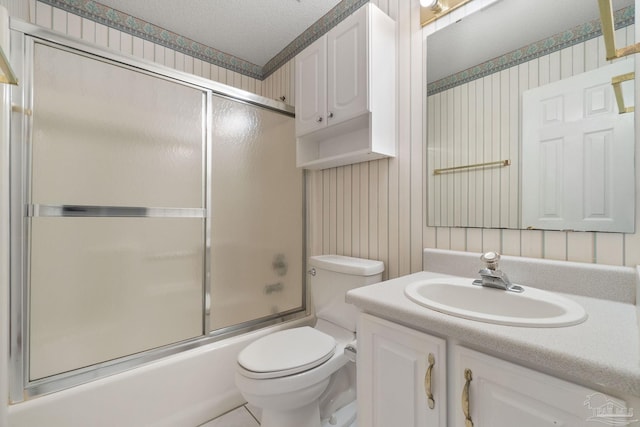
308, 255, 384, 332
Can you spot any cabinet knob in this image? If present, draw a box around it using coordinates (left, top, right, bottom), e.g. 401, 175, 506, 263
316, 116, 323, 123
328, 112, 334, 118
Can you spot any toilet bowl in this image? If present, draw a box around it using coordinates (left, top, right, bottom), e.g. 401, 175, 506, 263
236, 321, 355, 427
235, 255, 384, 427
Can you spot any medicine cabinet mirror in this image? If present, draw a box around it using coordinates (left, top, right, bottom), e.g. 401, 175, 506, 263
426, 0, 635, 232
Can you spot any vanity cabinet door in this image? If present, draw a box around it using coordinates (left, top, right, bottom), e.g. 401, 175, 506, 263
357, 313, 447, 427
452, 346, 630, 427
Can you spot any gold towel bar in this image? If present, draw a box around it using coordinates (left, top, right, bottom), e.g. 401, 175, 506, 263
434, 159, 511, 175
0, 45, 18, 85
612, 72, 634, 114
598, 0, 640, 60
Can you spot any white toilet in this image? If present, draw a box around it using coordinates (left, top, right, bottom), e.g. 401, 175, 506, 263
235, 255, 384, 427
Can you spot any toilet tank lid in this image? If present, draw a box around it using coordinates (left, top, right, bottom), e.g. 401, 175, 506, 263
309, 255, 384, 276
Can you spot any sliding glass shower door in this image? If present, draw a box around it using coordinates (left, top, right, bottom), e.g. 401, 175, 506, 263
27, 43, 207, 380
9, 30, 303, 400
209, 96, 303, 331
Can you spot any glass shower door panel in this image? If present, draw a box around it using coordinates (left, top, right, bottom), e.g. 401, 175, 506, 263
29, 217, 204, 380
30, 43, 204, 208
210, 97, 302, 330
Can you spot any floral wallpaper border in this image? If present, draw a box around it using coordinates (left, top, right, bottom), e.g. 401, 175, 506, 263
427, 5, 635, 96
262, 0, 369, 78
38, 0, 368, 80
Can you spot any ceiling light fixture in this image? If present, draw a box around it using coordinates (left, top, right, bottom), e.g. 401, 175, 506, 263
420, 0, 473, 28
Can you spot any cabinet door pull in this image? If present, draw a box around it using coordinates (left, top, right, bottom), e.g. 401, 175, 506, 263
316, 116, 323, 123
462, 368, 474, 427
424, 353, 435, 409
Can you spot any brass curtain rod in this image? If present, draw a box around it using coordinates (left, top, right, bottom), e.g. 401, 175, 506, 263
433, 159, 511, 175
0, 45, 18, 85
598, 0, 640, 60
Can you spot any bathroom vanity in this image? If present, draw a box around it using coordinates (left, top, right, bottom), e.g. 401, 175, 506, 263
347, 249, 640, 426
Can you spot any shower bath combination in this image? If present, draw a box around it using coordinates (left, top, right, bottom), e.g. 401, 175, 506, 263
6, 20, 305, 404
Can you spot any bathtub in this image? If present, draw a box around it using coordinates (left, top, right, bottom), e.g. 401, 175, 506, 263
7, 316, 313, 427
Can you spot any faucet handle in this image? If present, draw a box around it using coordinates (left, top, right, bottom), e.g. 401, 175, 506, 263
480, 251, 500, 270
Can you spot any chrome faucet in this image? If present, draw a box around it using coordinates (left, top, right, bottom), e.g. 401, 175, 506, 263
472, 252, 523, 293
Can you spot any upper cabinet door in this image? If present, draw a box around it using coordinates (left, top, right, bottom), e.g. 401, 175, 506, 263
327, 6, 368, 127
295, 36, 327, 136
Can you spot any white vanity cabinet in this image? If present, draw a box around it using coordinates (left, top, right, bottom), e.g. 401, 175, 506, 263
294, 3, 396, 169
452, 346, 631, 427
357, 313, 632, 427
357, 313, 447, 426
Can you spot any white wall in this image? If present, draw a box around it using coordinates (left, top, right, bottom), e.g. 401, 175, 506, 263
307, 0, 425, 280
310, 0, 640, 272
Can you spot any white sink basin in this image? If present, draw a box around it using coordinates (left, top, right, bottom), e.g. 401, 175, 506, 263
404, 277, 587, 327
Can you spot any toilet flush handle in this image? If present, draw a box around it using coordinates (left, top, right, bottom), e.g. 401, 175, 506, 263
344, 343, 357, 362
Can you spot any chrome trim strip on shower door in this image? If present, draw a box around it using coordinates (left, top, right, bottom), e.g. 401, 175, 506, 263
28, 205, 206, 218
203, 90, 213, 334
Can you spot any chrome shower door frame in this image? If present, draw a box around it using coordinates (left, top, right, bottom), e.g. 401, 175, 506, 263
8, 19, 306, 402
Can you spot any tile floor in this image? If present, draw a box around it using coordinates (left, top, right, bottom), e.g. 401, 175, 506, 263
200, 404, 261, 427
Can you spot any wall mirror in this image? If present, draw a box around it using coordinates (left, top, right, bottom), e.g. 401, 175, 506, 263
426, 0, 635, 232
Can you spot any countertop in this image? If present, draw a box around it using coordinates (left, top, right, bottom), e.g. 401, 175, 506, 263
346, 271, 640, 398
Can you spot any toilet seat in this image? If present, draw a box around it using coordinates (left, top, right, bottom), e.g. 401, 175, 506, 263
238, 327, 336, 379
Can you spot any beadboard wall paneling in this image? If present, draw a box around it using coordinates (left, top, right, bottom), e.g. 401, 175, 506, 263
29, 1, 295, 104
17, 0, 640, 271
428, 26, 635, 230
307, 0, 425, 281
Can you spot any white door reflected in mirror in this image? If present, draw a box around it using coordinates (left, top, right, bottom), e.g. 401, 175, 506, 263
522, 60, 635, 232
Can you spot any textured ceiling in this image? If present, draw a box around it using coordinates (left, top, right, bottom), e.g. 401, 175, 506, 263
96, 0, 341, 67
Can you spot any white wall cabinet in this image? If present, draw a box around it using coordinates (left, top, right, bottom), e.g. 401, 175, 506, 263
295, 3, 396, 169
358, 314, 632, 427
357, 314, 447, 426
